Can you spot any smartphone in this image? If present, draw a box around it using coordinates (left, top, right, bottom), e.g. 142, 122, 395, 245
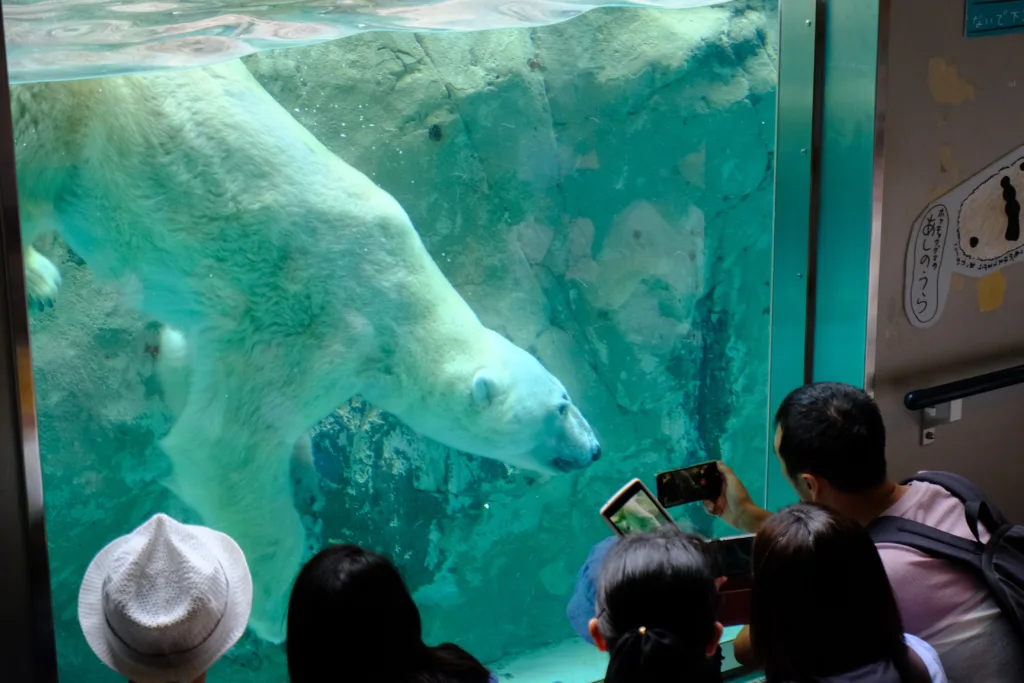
712, 534, 754, 626
656, 461, 724, 508
712, 533, 754, 578
600, 478, 676, 536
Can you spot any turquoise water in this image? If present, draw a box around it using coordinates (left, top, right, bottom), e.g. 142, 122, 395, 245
15, 0, 778, 680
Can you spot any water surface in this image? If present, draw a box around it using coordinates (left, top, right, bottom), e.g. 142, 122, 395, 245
4, 0, 730, 82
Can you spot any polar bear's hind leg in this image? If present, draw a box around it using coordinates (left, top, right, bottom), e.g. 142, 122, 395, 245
155, 325, 317, 502
161, 391, 306, 644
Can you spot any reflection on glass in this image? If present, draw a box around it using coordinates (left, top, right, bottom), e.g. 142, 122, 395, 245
9, 0, 778, 680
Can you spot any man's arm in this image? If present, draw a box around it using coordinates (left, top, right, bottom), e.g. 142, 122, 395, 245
703, 462, 771, 534
732, 625, 759, 668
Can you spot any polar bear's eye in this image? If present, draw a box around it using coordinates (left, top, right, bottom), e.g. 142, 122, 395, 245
558, 403, 569, 417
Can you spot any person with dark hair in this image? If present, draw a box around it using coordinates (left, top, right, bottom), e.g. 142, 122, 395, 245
705, 381, 1024, 682
588, 526, 724, 683
738, 503, 944, 683
287, 544, 496, 683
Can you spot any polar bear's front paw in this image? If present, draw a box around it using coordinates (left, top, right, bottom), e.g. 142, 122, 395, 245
24, 247, 62, 312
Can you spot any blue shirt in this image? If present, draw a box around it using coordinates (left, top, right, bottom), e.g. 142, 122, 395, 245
566, 536, 617, 643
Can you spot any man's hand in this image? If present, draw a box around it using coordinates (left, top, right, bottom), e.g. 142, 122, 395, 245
703, 462, 771, 534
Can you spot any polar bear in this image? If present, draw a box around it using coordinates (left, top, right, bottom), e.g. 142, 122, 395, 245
12, 60, 601, 643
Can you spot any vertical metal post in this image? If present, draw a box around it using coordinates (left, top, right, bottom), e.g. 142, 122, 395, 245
0, 1, 60, 680
864, 0, 891, 395
811, 0, 884, 386
765, 0, 825, 511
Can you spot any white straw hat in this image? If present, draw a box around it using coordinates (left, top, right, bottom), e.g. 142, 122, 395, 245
78, 513, 253, 683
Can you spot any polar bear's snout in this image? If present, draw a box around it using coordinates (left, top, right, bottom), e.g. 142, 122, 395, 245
551, 445, 601, 473
545, 402, 601, 473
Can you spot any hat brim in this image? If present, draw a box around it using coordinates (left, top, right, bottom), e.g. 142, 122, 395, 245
78, 521, 254, 683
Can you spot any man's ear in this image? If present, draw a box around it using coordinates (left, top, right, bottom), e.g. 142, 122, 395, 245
801, 473, 822, 502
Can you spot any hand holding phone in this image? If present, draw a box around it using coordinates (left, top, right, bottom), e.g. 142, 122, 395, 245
656, 461, 724, 508
702, 461, 769, 534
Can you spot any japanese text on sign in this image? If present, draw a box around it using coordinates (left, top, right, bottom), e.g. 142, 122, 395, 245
909, 205, 948, 325
967, 0, 1024, 38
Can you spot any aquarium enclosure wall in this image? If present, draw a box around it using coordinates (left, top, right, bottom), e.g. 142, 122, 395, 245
0, 0, 873, 679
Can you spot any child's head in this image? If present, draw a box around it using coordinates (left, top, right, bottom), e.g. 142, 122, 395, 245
750, 503, 908, 681
589, 527, 723, 683
287, 544, 491, 683
287, 544, 424, 681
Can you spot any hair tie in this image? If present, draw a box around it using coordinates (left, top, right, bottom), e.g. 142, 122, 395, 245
638, 626, 647, 636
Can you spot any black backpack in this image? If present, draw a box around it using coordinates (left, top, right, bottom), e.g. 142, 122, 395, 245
866, 470, 1024, 642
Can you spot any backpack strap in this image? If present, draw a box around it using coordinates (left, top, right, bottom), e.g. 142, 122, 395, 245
904, 470, 1010, 537
966, 500, 1007, 542
867, 515, 985, 569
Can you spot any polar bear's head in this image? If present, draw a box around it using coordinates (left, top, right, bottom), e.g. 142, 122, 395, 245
464, 343, 602, 474
397, 330, 601, 474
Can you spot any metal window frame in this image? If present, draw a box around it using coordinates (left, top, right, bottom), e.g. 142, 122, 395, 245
764, 0, 825, 510
864, 0, 891, 396
765, 0, 888, 511
0, 1, 60, 681
811, 0, 887, 389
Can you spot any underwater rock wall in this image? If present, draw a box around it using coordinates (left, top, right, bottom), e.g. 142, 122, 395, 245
30, 1, 777, 679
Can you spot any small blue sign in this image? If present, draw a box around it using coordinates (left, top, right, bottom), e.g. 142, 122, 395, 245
967, 0, 1024, 37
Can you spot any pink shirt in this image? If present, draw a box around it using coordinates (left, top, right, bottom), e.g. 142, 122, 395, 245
876, 481, 1024, 682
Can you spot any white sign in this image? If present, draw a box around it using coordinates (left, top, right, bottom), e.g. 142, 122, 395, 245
905, 144, 1024, 328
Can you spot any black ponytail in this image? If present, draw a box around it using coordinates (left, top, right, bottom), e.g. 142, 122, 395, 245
606, 627, 721, 683
596, 528, 722, 683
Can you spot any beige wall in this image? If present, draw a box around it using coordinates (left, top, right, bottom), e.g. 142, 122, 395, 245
874, 0, 1024, 521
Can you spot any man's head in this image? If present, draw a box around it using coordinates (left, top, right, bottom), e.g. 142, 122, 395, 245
773, 382, 888, 510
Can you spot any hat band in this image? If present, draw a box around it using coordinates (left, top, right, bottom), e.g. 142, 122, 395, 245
105, 567, 231, 658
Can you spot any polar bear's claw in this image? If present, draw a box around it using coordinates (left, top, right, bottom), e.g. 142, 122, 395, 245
25, 246, 62, 311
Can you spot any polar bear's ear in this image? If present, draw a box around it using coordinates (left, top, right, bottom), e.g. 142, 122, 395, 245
472, 371, 498, 407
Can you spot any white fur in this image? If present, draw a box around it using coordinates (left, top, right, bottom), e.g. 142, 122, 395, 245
155, 326, 190, 416
25, 245, 61, 310
12, 61, 600, 642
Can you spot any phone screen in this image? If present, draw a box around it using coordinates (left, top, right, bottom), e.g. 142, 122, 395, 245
713, 534, 754, 578
601, 479, 675, 536
656, 461, 724, 508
